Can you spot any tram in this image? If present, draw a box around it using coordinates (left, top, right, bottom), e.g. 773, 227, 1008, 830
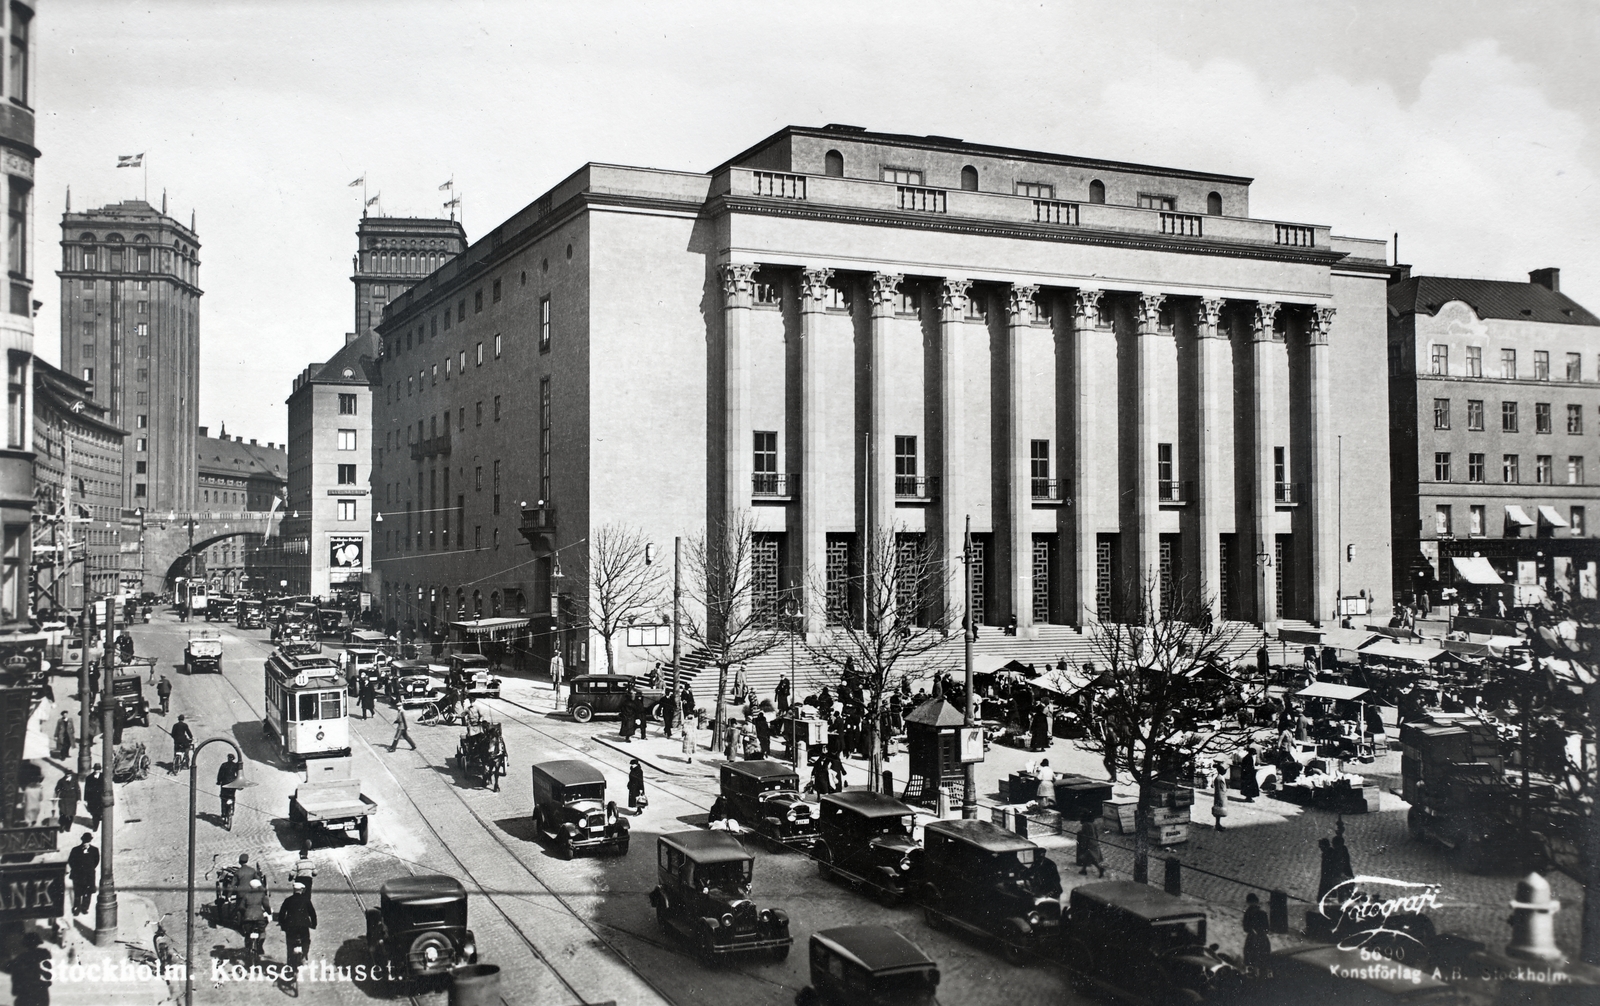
263, 648, 351, 762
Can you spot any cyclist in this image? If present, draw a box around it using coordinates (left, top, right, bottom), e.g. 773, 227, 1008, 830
216, 753, 241, 828
170, 715, 193, 772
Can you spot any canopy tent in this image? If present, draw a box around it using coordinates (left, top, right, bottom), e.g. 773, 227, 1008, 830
1296, 682, 1371, 702
1277, 627, 1322, 645
449, 617, 531, 636
1450, 556, 1505, 585
1357, 640, 1449, 665
1440, 636, 1527, 660
1505, 505, 1536, 528
1538, 505, 1569, 528
1322, 628, 1380, 652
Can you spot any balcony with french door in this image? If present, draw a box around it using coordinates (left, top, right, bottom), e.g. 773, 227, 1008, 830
518, 504, 557, 551
409, 428, 451, 461
1274, 482, 1304, 506
894, 476, 939, 502
1158, 480, 1192, 505
1031, 478, 1069, 506
752, 472, 797, 500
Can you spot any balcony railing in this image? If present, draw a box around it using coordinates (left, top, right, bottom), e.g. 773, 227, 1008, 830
1274, 482, 1304, 505
1034, 200, 1080, 225
409, 428, 452, 461
752, 472, 797, 498
1160, 212, 1203, 237
1031, 478, 1068, 501
894, 475, 940, 499
1275, 224, 1315, 247
752, 171, 806, 200
1158, 480, 1192, 503
897, 186, 946, 214
518, 504, 557, 550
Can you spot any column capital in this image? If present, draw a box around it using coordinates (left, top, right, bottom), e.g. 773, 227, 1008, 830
1252, 301, 1282, 342
1074, 288, 1107, 329
720, 262, 756, 308
1309, 305, 1336, 345
1196, 297, 1226, 337
1007, 283, 1039, 320
939, 278, 971, 315
800, 267, 834, 306
1136, 292, 1167, 332
868, 272, 903, 310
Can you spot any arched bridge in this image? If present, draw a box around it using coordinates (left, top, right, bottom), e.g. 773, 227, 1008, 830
135, 510, 283, 593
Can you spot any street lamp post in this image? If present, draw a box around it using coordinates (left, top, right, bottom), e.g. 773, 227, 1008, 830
93, 619, 118, 945
962, 515, 977, 820
186, 738, 246, 1006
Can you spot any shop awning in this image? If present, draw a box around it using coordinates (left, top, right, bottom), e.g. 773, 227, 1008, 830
1323, 628, 1380, 652
1451, 556, 1505, 585
1358, 640, 1449, 664
1297, 682, 1370, 702
1506, 505, 1536, 528
449, 617, 531, 636
1538, 505, 1569, 527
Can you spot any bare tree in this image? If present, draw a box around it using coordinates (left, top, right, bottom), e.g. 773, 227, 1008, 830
569, 523, 666, 675
802, 525, 955, 789
681, 511, 783, 752
1076, 574, 1257, 883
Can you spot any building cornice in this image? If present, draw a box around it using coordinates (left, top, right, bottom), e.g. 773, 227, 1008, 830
53, 268, 203, 297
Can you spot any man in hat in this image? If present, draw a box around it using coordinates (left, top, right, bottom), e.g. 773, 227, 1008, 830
627, 759, 646, 812
294, 840, 317, 894
54, 772, 80, 831
156, 675, 172, 715
84, 765, 105, 830
217, 754, 241, 822
52, 710, 75, 760
170, 715, 193, 772
68, 832, 99, 915
278, 878, 317, 970
233, 852, 261, 891
389, 705, 415, 751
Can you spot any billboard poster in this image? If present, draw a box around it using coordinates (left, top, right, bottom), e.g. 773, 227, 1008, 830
329, 536, 365, 570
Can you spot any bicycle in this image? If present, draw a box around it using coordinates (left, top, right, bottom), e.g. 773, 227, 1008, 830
220, 793, 236, 832
172, 747, 191, 773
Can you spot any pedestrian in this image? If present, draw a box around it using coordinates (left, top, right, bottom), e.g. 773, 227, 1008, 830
156, 676, 172, 715
1210, 763, 1228, 831
170, 715, 193, 772
84, 765, 105, 830
112, 704, 126, 746
1030, 708, 1051, 751
549, 651, 565, 690
68, 832, 99, 915
1242, 893, 1272, 970
1239, 747, 1260, 803
54, 773, 80, 832
389, 705, 416, 751
775, 675, 790, 713
659, 690, 677, 734
753, 709, 770, 758
1035, 772, 1056, 809
1076, 814, 1105, 877
359, 677, 376, 720
9, 931, 51, 1006
618, 690, 636, 741
52, 710, 74, 760
88, 662, 100, 700
278, 879, 317, 967
294, 840, 317, 895
627, 758, 646, 812
634, 690, 650, 740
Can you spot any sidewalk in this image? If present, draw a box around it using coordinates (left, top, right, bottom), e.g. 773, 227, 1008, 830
48, 892, 173, 1005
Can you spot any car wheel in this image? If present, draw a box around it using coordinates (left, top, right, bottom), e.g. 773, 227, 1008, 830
1004, 940, 1030, 967
770, 943, 790, 963
558, 837, 574, 861
572, 704, 594, 723
923, 904, 943, 930
1407, 806, 1426, 841
615, 836, 630, 857
650, 702, 665, 723
815, 844, 833, 881
655, 902, 671, 931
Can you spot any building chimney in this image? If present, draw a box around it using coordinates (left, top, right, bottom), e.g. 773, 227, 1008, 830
235, 435, 243, 443
1390, 264, 1412, 285
345, 332, 357, 346
1530, 268, 1560, 293
197, 426, 209, 438
250, 438, 258, 445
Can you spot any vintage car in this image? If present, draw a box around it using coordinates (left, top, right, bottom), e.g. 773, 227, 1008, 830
204, 596, 237, 622
565, 674, 665, 723
1059, 881, 1241, 1002
796, 926, 941, 1006
450, 653, 502, 698
234, 599, 265, 630
318, 607, 348, 636
393, 660, 442, 708
106, 673, 151, 727
720, 760, 819, 850
365, 875, 478, 981
342, 632, 390, 694
273, 619, 317, 645
917, 819, 1061, 965
529, 759, 628, 858
813, 790, 921, 902
648, 830, 792, 963
183, 632, 223, 674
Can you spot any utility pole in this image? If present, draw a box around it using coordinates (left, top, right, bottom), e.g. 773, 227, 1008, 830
962, 515, 977, 820
672, 536, 691, 756
76, 592, 91, 779
93, 596, 119, 944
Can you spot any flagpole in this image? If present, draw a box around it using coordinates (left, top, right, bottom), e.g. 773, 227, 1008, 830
142, 157, 147, 204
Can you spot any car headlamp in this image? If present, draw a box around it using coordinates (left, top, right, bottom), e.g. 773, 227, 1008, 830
721, 913, 734, 929
786, 808, 799, 822
463, 941, 476, 958
899, 857, 912, 872
1027, 910, 1041, 926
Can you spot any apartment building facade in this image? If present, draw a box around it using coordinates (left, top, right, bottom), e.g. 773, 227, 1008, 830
193, 427, 284, 593
370, 125, 1395, 674
1389, 267, 1600, 601
31, 358, 123, 613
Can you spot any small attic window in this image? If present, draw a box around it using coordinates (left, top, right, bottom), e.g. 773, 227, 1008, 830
1562, 308, 1575, 316
1522, 308, 1534, 316
824, 150, 844, 177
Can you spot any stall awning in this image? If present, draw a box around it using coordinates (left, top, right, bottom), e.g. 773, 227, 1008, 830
1538, 505, 1569, 527
1358, 640, 1449, 664
1451, 556, 1505, 585
1297, 682, 1371, 702
1323, 628, 1379, 652
449, 617, 531, 635
1506, 505, 1536, 527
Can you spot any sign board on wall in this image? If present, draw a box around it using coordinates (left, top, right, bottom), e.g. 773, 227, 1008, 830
329, 537, 364, 569
959, 726, 985, 764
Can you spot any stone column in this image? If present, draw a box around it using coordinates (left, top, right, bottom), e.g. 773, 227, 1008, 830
1007, 284, 1038, 637
1072, 289, 1107, 625
867, 274, 902, 551
939, 278, 971, 625
1251, 301, 1281, 627
799, 267, 833, 636
1194, 298, 1227, 624
1134, 293, 1166, 611
720, 263, 755, 525
1308, 306, 1337, 625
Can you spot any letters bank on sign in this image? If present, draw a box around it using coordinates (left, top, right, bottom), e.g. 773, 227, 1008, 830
0, 862, 64, 922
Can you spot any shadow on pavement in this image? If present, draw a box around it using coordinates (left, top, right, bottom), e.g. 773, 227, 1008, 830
493, 815, 537, 843
230, 719, 288, 768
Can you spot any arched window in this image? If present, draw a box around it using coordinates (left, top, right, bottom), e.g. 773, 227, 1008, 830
1206, 192, 1222, 216
824, 150, 844, 177
473, 589, 483, 617
960, 165, 978, 191
491, 590, 501, 616
1088, 180, 1105, 204
456, 587, 465, 617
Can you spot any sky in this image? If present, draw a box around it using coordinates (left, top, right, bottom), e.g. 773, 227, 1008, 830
32, 0, 1600, 444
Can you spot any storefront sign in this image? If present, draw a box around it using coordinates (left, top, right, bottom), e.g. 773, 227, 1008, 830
326, 488, 369, 496
329, 537, 364, 569
0, 862, 65, 921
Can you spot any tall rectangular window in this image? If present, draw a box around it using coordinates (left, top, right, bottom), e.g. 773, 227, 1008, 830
539, 296, 551, 352
1503, 454, 1520, 483
894, 435, 917, 495
1432, 398, 1450, 430
753, 431, 778, 493
337, 429, 356, 450
492, 460, 501, 515
1435, 505, 1452, 536
1572, 507, 1586, 536
1534, 350, 1550, 380
1273, 446, 1286, 487
337, 464, 356, 485
1470, 505, 1485, 536
1537, 454, 1552, 484
539, 378, 551, 501
1434, 452, 1451, 481
337, 500, 356, 521
493, 395, 501, 421
1567, 352, 1582, 381
475, 401, 482, 426
1568, 404, 1584, 434
1430, 345, 1448, 375
0, 525, 21, 622
494, 333, 502, 358
1502, 348, 1517, 379
8, 6, 27, 105
338, 393, 357, 415
1568, 456, 1585, 485
1502, 401, 1518, 432
1467, 400, 1484, 430
1536, 402, 1552, 433
5, 355, 21, 450
1032, 439, 1051, 498
7, 176, 27, 281
1466, 346, 1482, 378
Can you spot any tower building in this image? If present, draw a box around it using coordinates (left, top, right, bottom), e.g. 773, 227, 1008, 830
58, 200, 201, 511
353, 216, 466, 343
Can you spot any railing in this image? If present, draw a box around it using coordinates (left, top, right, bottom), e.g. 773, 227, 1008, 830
1034, 200, 1080, 225
1160, 212, 1203, 237
408, 429, 452, 461
1275, 224, 1315, 247
752, 171, 806, 200
1158, 480, 1192, 503
897, 186, 946, 214
1031, 478, 1066, 501
752, 473, 797, 497
894, 475, 940, 499
1274, 482, 1304, 504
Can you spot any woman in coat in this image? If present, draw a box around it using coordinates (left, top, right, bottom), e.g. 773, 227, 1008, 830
1211, 762, 1229, 831
1075, 813, 1105, 877
1239, 747, 1261, 803
627, 759, 646, 811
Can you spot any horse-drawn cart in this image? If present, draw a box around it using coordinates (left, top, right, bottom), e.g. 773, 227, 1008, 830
455, 718, 507, 791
